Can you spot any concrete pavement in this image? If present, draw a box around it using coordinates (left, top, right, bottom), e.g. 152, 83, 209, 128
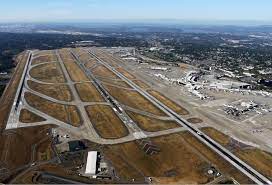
89, 48, 272, 185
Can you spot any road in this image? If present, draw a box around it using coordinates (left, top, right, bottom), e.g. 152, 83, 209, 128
89, 48, 272, 185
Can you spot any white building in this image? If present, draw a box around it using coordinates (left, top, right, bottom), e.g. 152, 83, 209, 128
150, 66, 168, 71
85, 151, 98, 176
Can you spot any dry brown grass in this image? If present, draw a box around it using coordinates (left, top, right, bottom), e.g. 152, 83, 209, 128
116, 67, 136, 79
181, 131, 253, 184
85, 59, 98, 69
148, 90, 190, 115
103, 57, 119, 67
64, 60, 89, 82
75, 83, 105, 102
202, 127, 272, 179
0, 51, 29, 131
73, 48, 85, 55
58, 48, 74, 62
103, 131, 254, 184
96, 54, 120, 67
103, 133, 215, 184
133, 80, 150, 89
29, 62, 66, 83
33, 50, 54, 57
35, 138, 54, 162
31, 53, 57, 65
58, 49, 89, 82
61, 58, 89, 83
93, 50, 123, 67
28, 80, 72, 102
0, 125, 54, 170
16, 163, 108, 184
236, 149, 272, 179
201, 127, 230, 147
0, 52, 30, 174
99, 78, 132, 88
127, 111, 180, 132
25, 92, 81, 127
78, 52, 93, 63
187, 117, 203, 124
92, 65, 120, 79
104, 85, 166, 116
19, 109, 46, 123
86, 105, 129, 139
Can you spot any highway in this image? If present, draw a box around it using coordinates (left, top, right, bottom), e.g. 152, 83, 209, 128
89, 48, 272, 185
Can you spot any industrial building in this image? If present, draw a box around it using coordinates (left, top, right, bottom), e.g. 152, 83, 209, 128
85, 151, 98, 176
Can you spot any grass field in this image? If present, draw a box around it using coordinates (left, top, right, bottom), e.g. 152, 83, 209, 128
103, 132, 221, 184
116, 67, 136, 79
0, 52, 31, 181
180, 132, 253, 184
95, 53, 120, 67
75, 83, 105, 102
64, 60, 89, 82
202, 127, 272, 179
99, 78, 132, 88
187, 117, 203, 124
132, 80, 150, 89
33, 50, 55, 57
25, 92, 81, 127
93, 50, 123, 67
19, 109, 46, 123
59, 50, 89, 82
32, 52, 57, 65
201, 127, 230, 146
0, 125, 53, 171
236, 149, 272, 179
127, 111, 180, 132
58, 49, 74, 62
92, 65, 120, 79
30, 62, 66, 83
0, 51, 29, 131
35, 138, 54, 162
102, 57, 119, 67
77, 51, 94, 63
148, 90, 190, 115
14, 163, 108, 184
104, 85, 166, 116
101, 130, 254, 184
85, 60, 98, 69
28, 80, 72, 102
58, 48, 90, 82
86, 105, 129, 139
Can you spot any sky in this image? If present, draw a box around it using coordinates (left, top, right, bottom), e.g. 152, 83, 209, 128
0, 0, 272, 23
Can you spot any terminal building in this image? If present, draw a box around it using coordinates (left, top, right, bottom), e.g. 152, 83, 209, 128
210, 80, 251, 90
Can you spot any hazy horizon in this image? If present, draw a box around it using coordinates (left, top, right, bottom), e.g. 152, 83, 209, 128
1, 19, 272, 27
1, 0, 272, 25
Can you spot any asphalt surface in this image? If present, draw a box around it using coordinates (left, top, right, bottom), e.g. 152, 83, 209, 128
5, 48, 271, 184
89, 48, 272, 185
5, 49, 192, 145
